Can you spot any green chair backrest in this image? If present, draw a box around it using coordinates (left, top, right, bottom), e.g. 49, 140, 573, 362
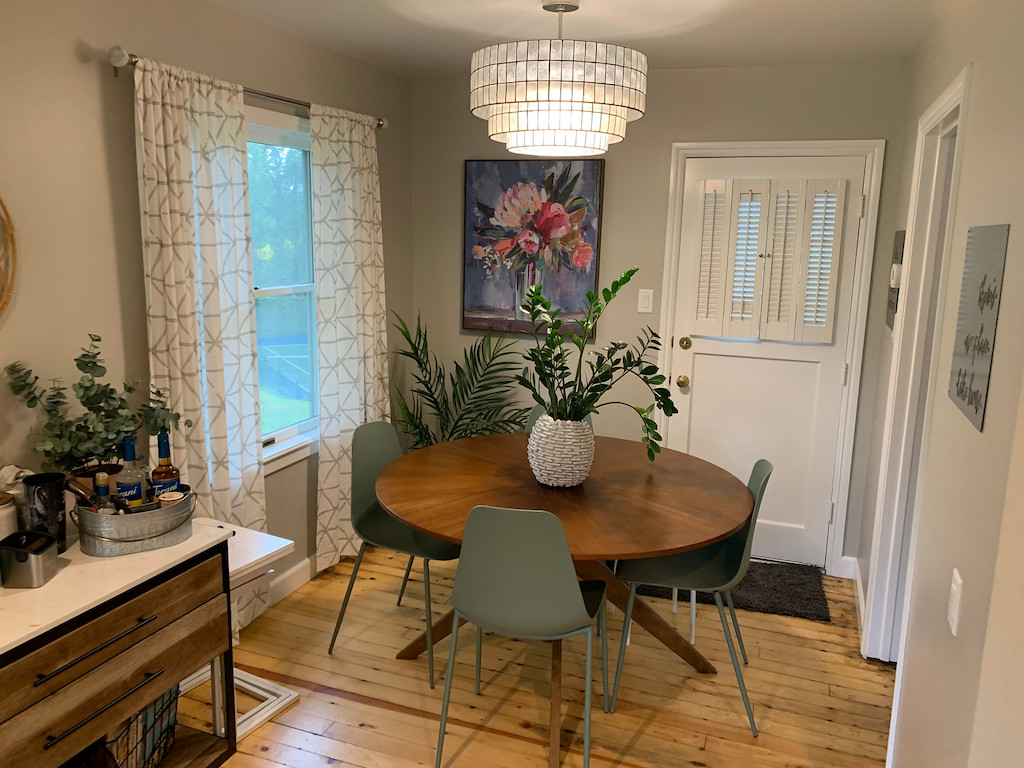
721, 459, 774, 590
454, 506, 592, 638
351, 422, 402, 538
525, 404, 594, 432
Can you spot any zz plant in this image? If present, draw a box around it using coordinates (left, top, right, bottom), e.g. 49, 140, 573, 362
393, 314, 530, 449
5, 334, 187, 472
517, 267, 677, 460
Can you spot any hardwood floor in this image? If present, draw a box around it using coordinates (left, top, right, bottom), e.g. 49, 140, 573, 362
222, 548, 894, 768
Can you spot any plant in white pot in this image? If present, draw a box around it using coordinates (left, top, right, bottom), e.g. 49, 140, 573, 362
517, 267, 677, 487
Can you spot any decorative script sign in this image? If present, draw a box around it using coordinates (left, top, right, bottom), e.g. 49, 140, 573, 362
948, 224, 1010, 431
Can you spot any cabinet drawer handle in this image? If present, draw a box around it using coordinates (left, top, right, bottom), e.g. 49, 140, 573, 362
34, 615, 159, 687
44, 669, 165, 750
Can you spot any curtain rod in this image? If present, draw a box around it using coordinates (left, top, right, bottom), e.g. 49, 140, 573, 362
107, 46, 388, 130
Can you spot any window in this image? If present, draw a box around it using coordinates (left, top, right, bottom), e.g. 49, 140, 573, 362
691, 176, 847, 344
245, 108, 318, 443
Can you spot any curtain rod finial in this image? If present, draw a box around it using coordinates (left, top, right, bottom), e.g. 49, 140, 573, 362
377, 117, 388, 130
108, 45, 133, 68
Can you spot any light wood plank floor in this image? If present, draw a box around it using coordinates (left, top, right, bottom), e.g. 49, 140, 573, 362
222, 548, 895, 768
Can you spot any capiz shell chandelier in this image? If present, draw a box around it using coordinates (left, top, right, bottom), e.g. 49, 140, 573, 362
470, 1, 647, 157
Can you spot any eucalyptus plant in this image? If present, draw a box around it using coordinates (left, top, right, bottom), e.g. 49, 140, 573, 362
393, 313, 530, 449
5, 334, 187, 472
517, 267, 677, 460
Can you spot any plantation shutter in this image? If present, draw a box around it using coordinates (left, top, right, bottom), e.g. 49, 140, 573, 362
795, 178, 846, 343
722, 180, 770, 339
760, 179, 807, 341
691, 179, 731, 337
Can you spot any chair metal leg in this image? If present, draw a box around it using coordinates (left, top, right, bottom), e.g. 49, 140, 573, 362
423, 558, 435, 688
550, 639, 562, 768
610, 583, 637, 713
690, 589, 697, 644
714, 592, 757, 736
583, 628, 594, 768
672, 587, 678, 614
725, 590, 748, 664
328, 541, 366, 654
435, 610, 461, 768
475, 626, 483, 695
397, 555, 415, 606
600, 602, 609, 713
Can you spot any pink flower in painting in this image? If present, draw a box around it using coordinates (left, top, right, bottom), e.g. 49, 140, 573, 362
517, 230, 541, 255
492, 183, 543, 228
494, 237, 515, 254
535, 202, 572, 241
571, 242, 594, 269
472, 245, 486, 260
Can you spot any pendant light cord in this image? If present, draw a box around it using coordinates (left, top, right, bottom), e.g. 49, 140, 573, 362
558, 10, 563, 39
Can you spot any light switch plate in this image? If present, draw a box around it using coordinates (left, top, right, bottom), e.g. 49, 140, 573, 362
948, 568, 963, 637
637, 289, 654, 314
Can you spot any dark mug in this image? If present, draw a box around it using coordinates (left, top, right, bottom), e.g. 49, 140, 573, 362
21, 473, 68, 553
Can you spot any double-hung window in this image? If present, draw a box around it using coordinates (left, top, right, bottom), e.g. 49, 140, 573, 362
245, 106, 318, 448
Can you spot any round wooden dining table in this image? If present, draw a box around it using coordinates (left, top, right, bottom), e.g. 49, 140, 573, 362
376, 433, 754, 676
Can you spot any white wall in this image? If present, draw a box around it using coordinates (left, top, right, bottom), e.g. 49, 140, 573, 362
888, 0, 1024, 764
0, 0, 414, 571
410, 59, 911, 560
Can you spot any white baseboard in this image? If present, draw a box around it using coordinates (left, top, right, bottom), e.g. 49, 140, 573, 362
828, 553, 857, 580
854, 556, 868, 639
269, 556, 316, 606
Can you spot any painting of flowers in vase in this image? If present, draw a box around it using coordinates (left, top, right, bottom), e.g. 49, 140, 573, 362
463, 159, 604, 334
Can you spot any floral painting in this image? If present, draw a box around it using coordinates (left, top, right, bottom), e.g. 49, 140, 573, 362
463, 159, 604, 333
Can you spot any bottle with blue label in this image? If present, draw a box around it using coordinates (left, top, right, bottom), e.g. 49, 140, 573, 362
117, 435, 147, 507
151, 431, 181, 495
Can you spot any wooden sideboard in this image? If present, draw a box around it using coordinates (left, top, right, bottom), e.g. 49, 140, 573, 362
0, 528, 236, 768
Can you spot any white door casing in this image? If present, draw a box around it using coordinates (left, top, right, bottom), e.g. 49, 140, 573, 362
658, 142, 885, 576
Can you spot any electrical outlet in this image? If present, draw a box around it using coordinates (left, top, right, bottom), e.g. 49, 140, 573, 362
948, 568, 963, 637
637, 289, 654, 314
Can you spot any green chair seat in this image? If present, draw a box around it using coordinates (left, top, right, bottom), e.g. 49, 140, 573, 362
328, 421, 461, 689
610, 459, 773, 737
435, 506, 608, 768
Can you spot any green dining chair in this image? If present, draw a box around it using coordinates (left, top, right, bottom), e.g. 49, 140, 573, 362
610, 459, 773, 736
435, 506, 608, 768
525, 404, 593, 432
328, 421, 461, 688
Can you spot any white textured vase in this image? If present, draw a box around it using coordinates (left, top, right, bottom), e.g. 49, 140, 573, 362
527, 414, 595, 488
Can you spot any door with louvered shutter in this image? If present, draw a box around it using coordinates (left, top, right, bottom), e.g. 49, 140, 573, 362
668, 155, 866, 567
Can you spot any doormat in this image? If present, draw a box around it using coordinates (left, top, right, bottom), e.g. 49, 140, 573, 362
636, 561, 831, 623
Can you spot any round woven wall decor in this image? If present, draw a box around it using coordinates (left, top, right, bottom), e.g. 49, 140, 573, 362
0, 197, 15, 320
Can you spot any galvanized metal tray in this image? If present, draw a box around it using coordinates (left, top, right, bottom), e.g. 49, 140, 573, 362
72, 486, 195, 557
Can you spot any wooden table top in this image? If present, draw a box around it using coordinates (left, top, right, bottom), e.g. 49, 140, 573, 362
376, 433, 753, 561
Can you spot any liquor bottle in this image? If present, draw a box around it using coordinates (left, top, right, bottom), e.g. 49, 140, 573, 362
151, 432, 181, 495
117, 435, 147, 507
93, 472, 119, 514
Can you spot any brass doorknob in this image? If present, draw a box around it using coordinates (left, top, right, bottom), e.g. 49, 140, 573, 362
676, 375, 690, 388
678, 336, 692, 350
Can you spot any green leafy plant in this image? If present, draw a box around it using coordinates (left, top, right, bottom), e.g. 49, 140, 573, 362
5, 334, 188, 472
393, 314, 530, 449
517, 267, 678, 460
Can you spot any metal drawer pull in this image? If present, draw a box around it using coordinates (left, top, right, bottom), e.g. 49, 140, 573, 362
43, 669, 165, 750
34, 615, 159, 687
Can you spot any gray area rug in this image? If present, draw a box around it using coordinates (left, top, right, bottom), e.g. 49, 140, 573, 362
635, 560, 832, 623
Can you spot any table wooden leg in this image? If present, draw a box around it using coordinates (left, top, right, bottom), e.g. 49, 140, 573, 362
396, 608, 465, 660
574, 560, 717, 675
550, 639, 562, 768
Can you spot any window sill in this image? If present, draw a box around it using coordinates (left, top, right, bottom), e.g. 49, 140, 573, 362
263, 430, 319, 475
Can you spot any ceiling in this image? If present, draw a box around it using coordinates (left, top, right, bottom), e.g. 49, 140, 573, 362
210, 0, 937, 78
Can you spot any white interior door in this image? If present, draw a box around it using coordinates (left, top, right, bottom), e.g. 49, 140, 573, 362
668, 156, 866, 567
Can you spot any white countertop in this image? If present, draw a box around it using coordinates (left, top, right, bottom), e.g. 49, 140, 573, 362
0, 524, 232, 657
192, 517, 294, 589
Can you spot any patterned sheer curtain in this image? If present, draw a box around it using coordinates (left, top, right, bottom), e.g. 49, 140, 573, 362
133, 59, 268, 627
310, 105, 390, 572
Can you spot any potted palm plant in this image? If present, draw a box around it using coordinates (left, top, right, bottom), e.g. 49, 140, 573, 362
517, 267, 677, 487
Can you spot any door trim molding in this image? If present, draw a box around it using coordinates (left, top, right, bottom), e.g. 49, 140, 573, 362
864, 69, 971, 670
657, 140, 886, 577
